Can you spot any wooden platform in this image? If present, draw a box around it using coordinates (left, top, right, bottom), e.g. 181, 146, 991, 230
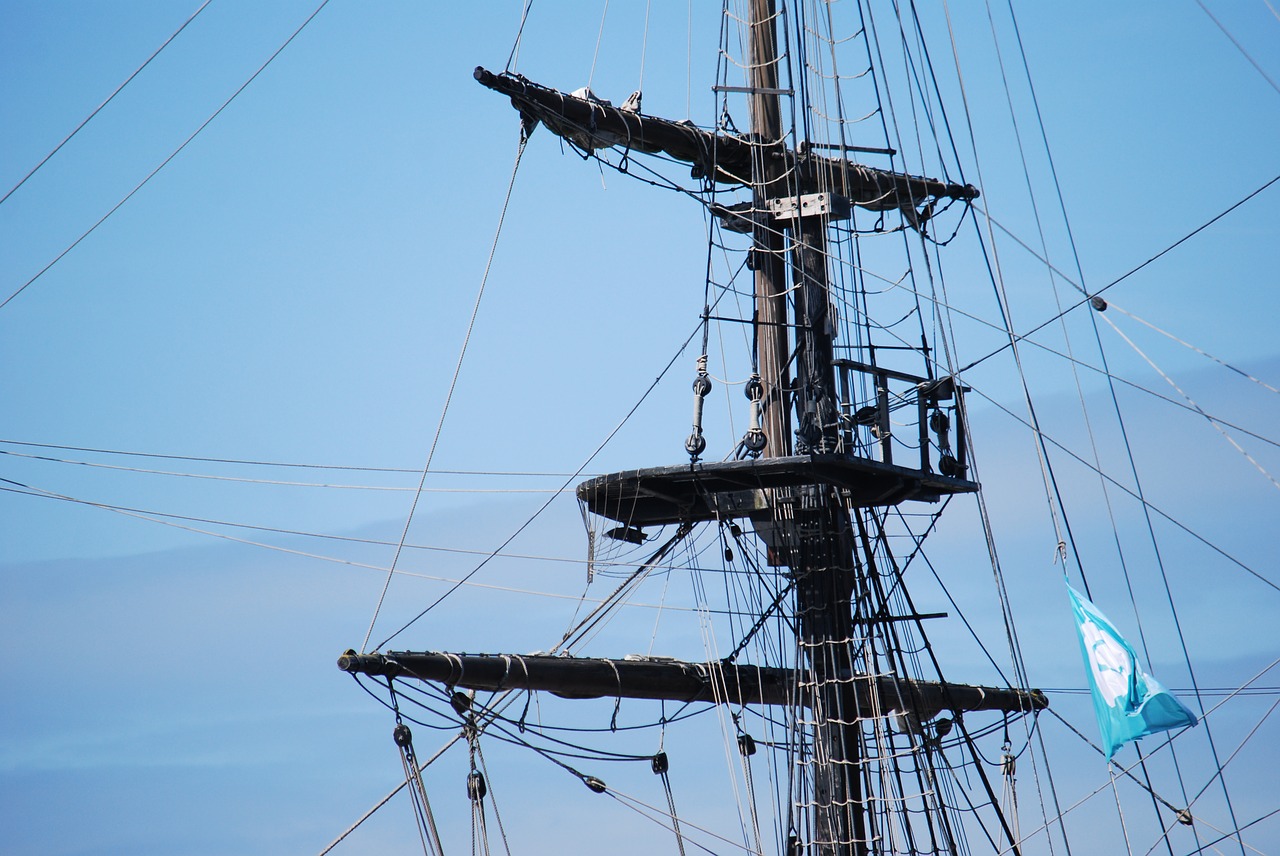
576, 454, 978, 526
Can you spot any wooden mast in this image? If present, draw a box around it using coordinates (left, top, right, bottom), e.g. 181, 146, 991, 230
745, 3, 866, 853
747, 0, 792, 460
344, 13, 1028, 856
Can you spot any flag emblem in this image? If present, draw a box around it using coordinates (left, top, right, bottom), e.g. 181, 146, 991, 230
1067, 585, 1197, 759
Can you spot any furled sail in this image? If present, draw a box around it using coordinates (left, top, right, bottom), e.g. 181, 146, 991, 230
339, 650, 1046, 716
473, 67, 978, 215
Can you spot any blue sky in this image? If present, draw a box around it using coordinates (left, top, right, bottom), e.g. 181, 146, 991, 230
2, 2, 1279, 854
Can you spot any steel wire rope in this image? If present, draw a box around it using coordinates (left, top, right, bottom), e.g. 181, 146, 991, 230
0, 0, 214, 208
1, 479, 757, 614
372, 291, 711, 651
322, 676, 544, 855
1002, 711, 1226, 853
0, 447, 574, 492
987, 1, 1184, 843
558, 524, 695, 655
503, 0, 533, 73
932, 11, 1078, 853
981, 0, 1118, 588
958, 172, 1280, 376
868, 0, 969, 409
0, 438, 599, 476
361, 134, 528, 653
957, 385, 1280, 596
943, 19, 1078, 596
892, 512, 1061, 856
471, 738, 512, 856
587, 0, 611, 91
1100, 311, 1280, 491
867, 293, 1280, 454
1180, 812, 1280, 856
687, 579, 755, 856
967, 210, 1280, 447
1105, 303, 1280, 395
602, 786, 741, 855
682, 513, 758, 851
1019, 658, 1280, 848
1070, 267, 1259, 850
3, 472, 672, 576
316, 732, 465, 855
1142, 698, 1280, 856
1195, 0, 1280, 97
0, 0, 333, 313
1086, 299, 1258, 854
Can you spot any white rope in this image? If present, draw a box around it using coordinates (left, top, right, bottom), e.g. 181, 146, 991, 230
1098, 310, 1280, 492
317, 733, 462, 855
361, 135, 528, 653
0, 0, 333, 312
1106, 302, 1280, 395
0, 0, 214, 207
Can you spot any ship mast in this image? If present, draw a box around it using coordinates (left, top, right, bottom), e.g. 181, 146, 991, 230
342, 6, 1043, 855
746, 0, 792, 461
745, 1, 864, 852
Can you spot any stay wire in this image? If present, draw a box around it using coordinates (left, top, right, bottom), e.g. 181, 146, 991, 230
316, 732, 465, 855
373, 313, 705, 651
361, 134, 527, 653
959, 387, 1280, 595
959, 172, 1280, 375
0, 0, 332, 313
0, 0, 214, 208
1195, 0, 1280, 97
504, 0, 534, 72
1099, 311, 1280, 491
994, 2, 1180, 840
0, 437, 592, 477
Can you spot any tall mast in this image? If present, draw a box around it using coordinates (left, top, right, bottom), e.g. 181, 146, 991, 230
747, 3, 865, 852
747, 0, 792, 460
346, 12, 1026, 856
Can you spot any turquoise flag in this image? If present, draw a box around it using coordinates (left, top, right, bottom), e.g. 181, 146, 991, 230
1067, 584, 1197, 760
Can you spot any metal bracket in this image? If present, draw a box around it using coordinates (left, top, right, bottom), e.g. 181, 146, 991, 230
766, 192, 851, 222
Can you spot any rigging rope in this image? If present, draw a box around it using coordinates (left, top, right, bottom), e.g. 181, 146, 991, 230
958, 173, 1280, 376
1098, 311, 1280, 492
317, 733, 464, 855
0, 0, 334, 313
1195, 0, 1280, 97
372, 310, 706, 650
390, 683, 447, 856
0, 0, 214, 208
361, 134, 528, 653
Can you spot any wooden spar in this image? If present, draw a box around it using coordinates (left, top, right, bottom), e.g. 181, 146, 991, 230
470, 68, 978, 211
338, 651, 1048, 717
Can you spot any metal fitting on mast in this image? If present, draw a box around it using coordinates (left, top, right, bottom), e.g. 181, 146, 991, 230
741, 373, 768, 456
686, 355, 712, 458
